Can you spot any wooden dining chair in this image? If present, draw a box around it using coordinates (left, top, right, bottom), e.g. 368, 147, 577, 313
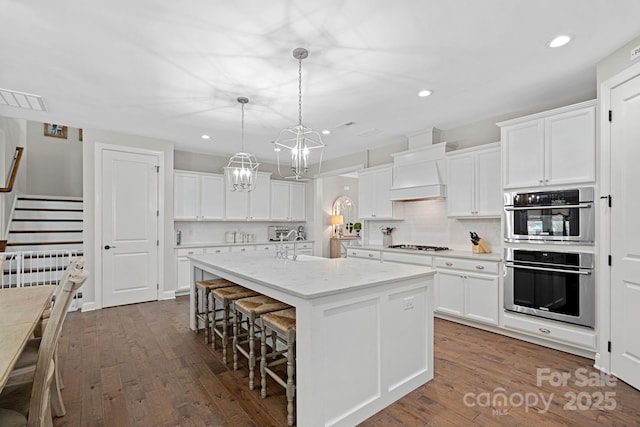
0, 265, 88, 426
5, 258, 84, 418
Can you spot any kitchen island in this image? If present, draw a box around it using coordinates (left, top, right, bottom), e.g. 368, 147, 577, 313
188, 252, 436, 427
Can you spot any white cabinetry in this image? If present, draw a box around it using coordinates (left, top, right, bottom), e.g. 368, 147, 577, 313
225, 172, 271, 220
499, 100, 596, 189
382, 251, 433, 266
447, 143, 501, 217
174, 171, 224, 220
176, 247, 204, 295
358, 165, 400, 220
503, 312, 596, 349
295, 241, 313, 255
270, 181, 306, 221
434, 258, 499, 325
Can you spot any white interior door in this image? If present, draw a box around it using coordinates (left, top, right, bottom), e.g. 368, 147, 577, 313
101, 149, 159, 308
610, 73, 640, 390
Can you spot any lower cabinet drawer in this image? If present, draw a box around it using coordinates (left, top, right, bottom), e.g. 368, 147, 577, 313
296, 242, 313, 251
503, 313, 596, 349
176, 248, 204, 256
348, 249, 381, 260
205, 246, 230, 254
230, 245, 254, 253
434, 257, 499, 274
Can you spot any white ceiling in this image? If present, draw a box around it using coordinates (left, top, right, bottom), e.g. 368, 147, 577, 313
2, 0, 640, 163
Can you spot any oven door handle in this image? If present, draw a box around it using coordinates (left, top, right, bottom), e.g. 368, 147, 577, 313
504, 262, 592, 275
504, 203, 592, 211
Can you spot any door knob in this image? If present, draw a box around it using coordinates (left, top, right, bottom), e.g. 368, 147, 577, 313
104, 245, 116, 250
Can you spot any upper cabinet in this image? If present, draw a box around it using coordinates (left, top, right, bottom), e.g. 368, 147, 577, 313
174, 171, 224, 220
499, 100, 596, 189
225, 172, 271, 220
358, 165, 402, 220
270, 180, 306, 221
447, 143, 501, 217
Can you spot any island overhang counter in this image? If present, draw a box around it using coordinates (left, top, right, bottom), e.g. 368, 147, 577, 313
188, 252, 436, 426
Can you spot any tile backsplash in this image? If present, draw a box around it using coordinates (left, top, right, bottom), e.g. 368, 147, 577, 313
363, 199, 501, 251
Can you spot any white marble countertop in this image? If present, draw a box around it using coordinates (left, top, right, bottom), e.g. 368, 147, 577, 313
176, 240, 314, 249
352, 244, 503, 262
188, 252, 435, 299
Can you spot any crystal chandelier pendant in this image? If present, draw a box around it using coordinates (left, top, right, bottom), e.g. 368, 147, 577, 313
273, 48, 325, 181
225, 97, 259, 191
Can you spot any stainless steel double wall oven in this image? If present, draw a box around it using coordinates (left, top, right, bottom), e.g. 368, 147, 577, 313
503, 187, 596, 328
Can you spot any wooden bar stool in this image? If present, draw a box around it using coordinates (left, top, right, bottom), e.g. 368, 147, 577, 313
260, 308, 296, 426
211, 285, 259, 364
232, 295, 290, 390
194, 278, 235, 345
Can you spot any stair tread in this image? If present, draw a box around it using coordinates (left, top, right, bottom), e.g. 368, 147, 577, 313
12, 218, 83, 222
10, 230, 83, 234
18, 197, 83, 202
7, 241, 84, 246
15, 208, 83, 212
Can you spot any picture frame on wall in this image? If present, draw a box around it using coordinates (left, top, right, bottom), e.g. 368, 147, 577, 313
43, 123, 68, 139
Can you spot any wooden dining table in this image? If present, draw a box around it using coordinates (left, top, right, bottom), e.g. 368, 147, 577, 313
0, 285, 56, 392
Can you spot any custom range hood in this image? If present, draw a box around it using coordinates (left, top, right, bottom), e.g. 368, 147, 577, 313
389, 141, 457, 201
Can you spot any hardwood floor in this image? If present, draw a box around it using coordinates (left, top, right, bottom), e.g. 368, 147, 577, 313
52, 297, 640, 426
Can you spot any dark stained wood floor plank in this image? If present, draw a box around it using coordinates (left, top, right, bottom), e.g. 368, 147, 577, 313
52, 297, 640, 427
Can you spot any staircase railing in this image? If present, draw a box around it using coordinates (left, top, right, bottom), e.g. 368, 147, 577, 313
0, 249, 82, 309
0, 147, 24, 193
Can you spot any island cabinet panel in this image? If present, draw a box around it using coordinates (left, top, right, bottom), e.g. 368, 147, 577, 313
307, 277, 433, 427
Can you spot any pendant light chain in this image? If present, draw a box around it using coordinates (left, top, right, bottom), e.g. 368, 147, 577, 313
298, 55, 303, 127
241, 100, 245, 152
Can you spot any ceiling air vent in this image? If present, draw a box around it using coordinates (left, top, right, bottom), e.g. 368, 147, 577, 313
357, 128, 383, 138
0, 88, 47, 111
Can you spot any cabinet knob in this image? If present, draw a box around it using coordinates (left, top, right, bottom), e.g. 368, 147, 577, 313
240, 248, 246, 252
539, 328, 551, 334
475, 265, 485, 270
368, 254, 374, 258
445, 262, 453, 267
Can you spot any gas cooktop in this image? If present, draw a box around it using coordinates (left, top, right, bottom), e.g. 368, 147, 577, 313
388, 244, 450, 252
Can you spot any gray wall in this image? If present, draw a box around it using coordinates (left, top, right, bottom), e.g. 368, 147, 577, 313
25, 121, 83, 197
597, 34, 640, 85
0, 116, 27, 238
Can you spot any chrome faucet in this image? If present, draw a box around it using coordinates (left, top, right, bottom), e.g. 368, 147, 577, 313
277, 229, 298, 261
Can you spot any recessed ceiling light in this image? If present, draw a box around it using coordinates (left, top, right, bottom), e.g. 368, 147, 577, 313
548, 34, 572, 48
322, 130, 331, 135
201, 134, 210, 140
418, 89, 433, 97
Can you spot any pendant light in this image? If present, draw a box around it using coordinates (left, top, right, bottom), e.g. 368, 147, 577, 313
225, 97, 259, 192
273, 47, 325, 180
